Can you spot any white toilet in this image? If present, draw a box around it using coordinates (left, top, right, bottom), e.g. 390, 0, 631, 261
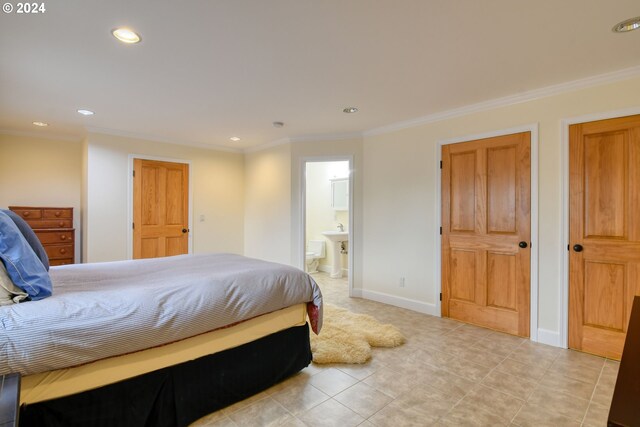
305, 240, 326, 273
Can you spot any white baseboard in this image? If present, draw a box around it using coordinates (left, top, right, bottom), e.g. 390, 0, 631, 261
537, 328, 563, 348
357, 289, 439, 316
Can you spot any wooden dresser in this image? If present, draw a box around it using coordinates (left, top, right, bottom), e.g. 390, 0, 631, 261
9, 206, 75, 266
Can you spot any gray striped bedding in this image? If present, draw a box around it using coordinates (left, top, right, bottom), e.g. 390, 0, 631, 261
0, 253, 323, 376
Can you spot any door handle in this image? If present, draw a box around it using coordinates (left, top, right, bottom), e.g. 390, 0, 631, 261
182, 228, 189, 233
518, 241, 528, 249
573, 244, 583, 252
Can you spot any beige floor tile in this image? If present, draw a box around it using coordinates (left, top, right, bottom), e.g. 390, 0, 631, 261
471, 338, 519, 357
591, 381, 615, 407
526, 386, 589, 421
481, 370, 538, 400
279, 418, 308, 427
537, 372, 596, 401
299, 398, 365, 427
546, 351, 604, 384
546, 362, 602, 385
508, 341, 560, 368
368, 385, 455, 427
266, 371, 315, 396
227, 398, 295, 426
512, 403, 581, 427
459, 385, 524, 421
419, 367, 477, 400
582, 401, 611, 427
190, 410, 237, 426
362, 366, 419, 398
495, 358, 548, 382
334, 359, 384, 380
439, 402, 510, 426
271, 383, 329, 415
485, 331, 526, 347
454, 345, 507, 369
221, 390, 271, 416
334, 382, 393, 418
438, 355, 494, 382
308, 368, 359, 396
406, 347, 454, 369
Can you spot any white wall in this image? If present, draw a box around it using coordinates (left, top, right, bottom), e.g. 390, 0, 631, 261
243, 143, 292, 264
0, 133, 83, 263
85, 132, 244, 262
362, 75, 640, 344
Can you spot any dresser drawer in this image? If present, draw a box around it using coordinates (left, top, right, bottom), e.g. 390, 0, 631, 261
44, 244, 74, 260
10, 208, 42, 220
42, 208, 72, 219
25, 219, 73, 229
35, 229, 74, 244
50, 258, 74, 267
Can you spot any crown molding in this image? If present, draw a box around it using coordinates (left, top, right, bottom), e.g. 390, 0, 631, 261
244, 131, 364, 153
0, 128, 82, 142
289, 132, 363, 143
243, 137, 291, 154
364, 64, 640, 137
85, 126, 243, 154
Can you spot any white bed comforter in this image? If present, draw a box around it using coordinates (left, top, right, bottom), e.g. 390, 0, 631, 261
0, 253, 323, 376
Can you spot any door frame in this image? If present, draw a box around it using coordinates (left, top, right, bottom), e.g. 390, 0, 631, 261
436, 124, 539, 340
560, 107, 640, 349
127, 154, 193, 260
300, 155, 354, 296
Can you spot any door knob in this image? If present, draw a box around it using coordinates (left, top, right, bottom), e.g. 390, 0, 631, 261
518, 241, 528, 249
573, 244, 583, 252
182, 228, 189, 233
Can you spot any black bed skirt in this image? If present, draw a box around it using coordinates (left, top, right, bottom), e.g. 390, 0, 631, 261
20, 323, 312, 427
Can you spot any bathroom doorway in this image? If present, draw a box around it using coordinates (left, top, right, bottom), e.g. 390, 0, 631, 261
302, 158, 353, 298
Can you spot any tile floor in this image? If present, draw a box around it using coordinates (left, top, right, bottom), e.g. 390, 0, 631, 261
191, 273, 618, 426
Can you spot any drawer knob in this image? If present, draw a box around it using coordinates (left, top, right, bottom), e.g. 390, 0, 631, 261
23, 211, 30, 217
58, 221, 64, 227
60, 248, 67, 254
60, 235, 67, 240
55, 211, 61, 217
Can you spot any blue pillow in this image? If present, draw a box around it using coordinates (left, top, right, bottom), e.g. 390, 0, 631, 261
0, 211, 52, 301
1, 209, 50, 271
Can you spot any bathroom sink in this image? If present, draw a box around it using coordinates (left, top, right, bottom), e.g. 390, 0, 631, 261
321, 231, 349, 242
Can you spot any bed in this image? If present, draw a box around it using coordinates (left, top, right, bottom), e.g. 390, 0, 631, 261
0, 252, 323, 427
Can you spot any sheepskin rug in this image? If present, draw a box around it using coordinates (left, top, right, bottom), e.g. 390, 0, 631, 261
310, 304, 406, 364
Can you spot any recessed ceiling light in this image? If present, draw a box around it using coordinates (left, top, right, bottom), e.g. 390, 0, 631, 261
230, 137, 241, 142
77, 109, 95, 116
112, 27, 141, 44
343, 107, 358, 114
612, 16, 640, 33
32, 121, 48, 127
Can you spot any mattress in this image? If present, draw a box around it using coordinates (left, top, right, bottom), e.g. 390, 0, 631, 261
0, 253, 323, 376
21, 303, 307, 405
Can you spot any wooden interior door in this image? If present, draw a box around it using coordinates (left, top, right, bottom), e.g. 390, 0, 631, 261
442, 132, 531, 336
133, 159, 189, 259
569, 115, 640, 359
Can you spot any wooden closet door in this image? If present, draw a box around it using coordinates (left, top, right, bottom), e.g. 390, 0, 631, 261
569, 115, 640, 359
133, 159, 189, 259
442, 132, 531, 336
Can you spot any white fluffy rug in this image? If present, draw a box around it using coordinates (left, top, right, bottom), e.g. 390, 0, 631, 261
310, 304, 406, 364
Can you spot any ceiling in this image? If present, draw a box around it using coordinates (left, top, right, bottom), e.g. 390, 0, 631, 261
1, 1, 639, 150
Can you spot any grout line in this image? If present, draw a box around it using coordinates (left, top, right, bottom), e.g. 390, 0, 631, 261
579, 360, 606, 426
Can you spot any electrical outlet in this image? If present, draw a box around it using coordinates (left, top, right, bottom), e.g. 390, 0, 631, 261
399, 277, 405, 287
